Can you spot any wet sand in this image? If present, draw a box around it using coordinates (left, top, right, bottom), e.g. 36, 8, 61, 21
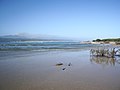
0, 50, 120, 90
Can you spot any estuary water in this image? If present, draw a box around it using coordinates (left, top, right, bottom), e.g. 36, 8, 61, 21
0, 39, 120, 90
0, 40, 98, 51
0, 50, 120, 90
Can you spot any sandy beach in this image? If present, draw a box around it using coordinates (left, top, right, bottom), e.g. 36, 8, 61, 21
1, 0, 120, 89
0, 50, 120, 90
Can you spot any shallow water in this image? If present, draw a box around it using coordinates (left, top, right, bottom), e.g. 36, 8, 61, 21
0, 40, 103, 51
0, 50, 120, 90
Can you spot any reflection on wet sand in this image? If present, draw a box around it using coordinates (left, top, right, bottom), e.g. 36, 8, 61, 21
90, 56, 120, 66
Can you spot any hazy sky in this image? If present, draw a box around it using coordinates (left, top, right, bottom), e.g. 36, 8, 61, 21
0, 0, 120, 40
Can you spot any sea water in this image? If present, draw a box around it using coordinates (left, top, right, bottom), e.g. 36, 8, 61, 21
0, 40, 99, 51
0, 39, 109, 59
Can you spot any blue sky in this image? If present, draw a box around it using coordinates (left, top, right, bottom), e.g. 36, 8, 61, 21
0, 0, 120, 40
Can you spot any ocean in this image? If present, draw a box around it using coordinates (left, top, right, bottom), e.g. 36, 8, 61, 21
0, 39, 120, 90
0, 40, 99, 51
0, 39, 109, 59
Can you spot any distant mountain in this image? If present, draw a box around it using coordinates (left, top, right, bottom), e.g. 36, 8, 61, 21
0, 33, 73, 42
0, 35, 26, 39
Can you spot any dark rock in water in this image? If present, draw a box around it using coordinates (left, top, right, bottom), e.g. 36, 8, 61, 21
115, 55, 120, 57
68, 63, 72, 66
62, 68, 66, 70
56, 63, 63, 66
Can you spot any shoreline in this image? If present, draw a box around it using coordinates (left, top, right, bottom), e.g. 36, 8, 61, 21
0, 50, 120, 90
0, 49, 90, 60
